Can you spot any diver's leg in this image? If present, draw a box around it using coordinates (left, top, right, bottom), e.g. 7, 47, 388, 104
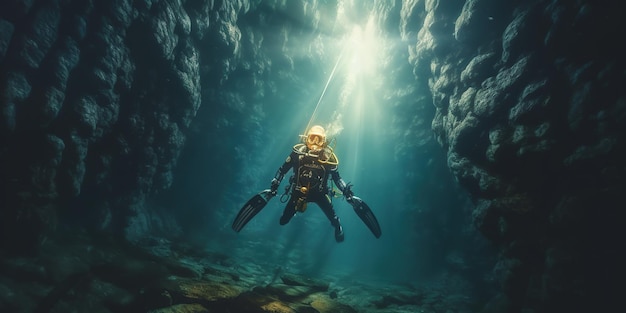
280, 196, 298, 225
315, 194, 344, 242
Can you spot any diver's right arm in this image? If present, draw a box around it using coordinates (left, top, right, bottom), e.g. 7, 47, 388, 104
270, 152, 295, 194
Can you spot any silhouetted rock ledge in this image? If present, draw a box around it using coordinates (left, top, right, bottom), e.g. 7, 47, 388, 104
0, 232, 482, 312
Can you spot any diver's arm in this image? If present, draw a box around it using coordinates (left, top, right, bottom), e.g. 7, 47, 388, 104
271, 152, 295, 194
331, 170, 354, 201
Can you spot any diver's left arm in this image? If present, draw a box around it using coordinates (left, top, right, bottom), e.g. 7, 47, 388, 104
331, 167, 382, 239
331, 170, 354, 201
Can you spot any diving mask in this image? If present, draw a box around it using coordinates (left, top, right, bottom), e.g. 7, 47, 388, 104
305, 125, 326, 150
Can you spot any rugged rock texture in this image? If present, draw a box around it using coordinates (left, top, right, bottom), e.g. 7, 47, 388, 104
1, 0, 624, 312
0, 0, 208, 250
402, 0, 625, 311
0, 232, 479, 312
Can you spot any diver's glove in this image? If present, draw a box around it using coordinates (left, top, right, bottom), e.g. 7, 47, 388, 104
343, 183, 354, 202
270, 178, 280, 195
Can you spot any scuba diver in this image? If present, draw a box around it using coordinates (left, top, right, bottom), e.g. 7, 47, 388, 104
232, 125, 381, 242
272, 125, 349, 242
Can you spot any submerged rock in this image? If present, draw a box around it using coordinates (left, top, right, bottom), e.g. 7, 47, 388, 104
149, 303, 210, 313
280, 273, 329, 292
168, 278, 241, 303
230, 290, 297, 313
0, 231, 479, 312
260, 283, 315, 301
308, 293, 358, 313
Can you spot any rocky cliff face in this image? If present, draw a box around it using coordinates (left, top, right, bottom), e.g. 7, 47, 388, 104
401, 0, 624, 311
1, 0, 623, 312
1, 0, 209, 247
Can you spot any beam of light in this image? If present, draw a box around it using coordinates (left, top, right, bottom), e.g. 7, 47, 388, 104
305, 47, 345, 136
326, 14, 383, 140
347, 17, 381, 77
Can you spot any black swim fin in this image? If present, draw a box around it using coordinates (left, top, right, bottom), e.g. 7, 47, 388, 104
232, 189, 274, 232
350, 196, 382, 238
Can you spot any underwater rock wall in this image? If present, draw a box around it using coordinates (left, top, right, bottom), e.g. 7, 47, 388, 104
0, 0, 259, 250
402, 0, 625, 311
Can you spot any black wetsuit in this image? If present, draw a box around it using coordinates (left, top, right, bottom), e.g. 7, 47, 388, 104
273, 144, 350, 228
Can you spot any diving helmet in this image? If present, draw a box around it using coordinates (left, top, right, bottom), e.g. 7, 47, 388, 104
305, 125, 326, 151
